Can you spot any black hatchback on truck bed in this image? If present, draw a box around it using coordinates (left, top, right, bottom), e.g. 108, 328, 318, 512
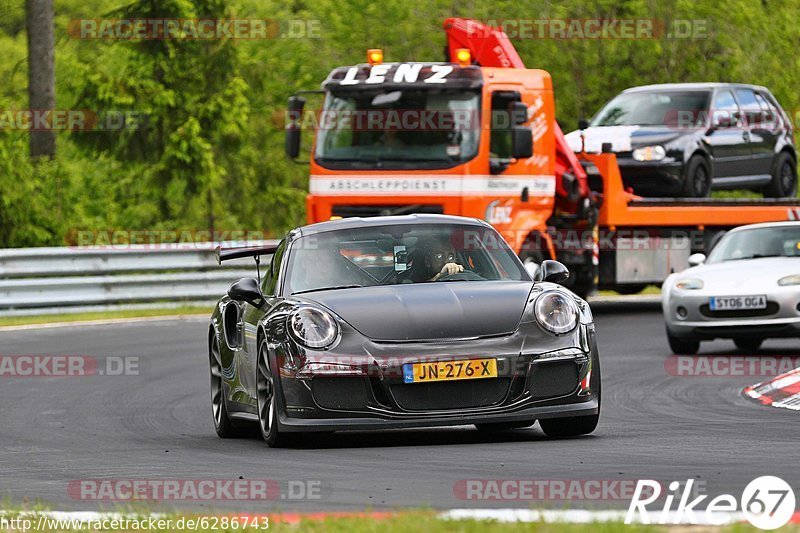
566, 83, 797, 198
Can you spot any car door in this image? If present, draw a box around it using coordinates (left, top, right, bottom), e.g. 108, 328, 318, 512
239, 239, 286, 409
706, 88, 750, 179
754, 91, 782, 174
736, 88, 774, 178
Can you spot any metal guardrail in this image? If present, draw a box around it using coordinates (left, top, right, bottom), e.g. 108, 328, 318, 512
0, 243, 277, 316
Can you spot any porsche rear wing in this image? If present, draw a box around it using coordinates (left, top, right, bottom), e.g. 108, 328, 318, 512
215, 242, 279, 264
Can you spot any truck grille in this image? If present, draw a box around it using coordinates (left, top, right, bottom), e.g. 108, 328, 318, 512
332, 204, 443, 218
390, 378, 510, 411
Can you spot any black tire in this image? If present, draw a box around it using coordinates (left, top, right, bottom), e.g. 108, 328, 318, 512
475, 420, 536, 432
540, 347, 601, 438
667, 330, 700, 355
763, 152, 797, 198
209, 337, 246, 438
540, 414, 599, 437
681, 155, 712, 198
734, 338, 763, 352
257, 338, 292, 448
615, 284, 647, 295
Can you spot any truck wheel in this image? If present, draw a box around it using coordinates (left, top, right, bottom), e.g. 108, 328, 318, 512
681, 155, 711, 198
667, 330, 700, 355
615, 284, 647, 295
763, 152, 797, 198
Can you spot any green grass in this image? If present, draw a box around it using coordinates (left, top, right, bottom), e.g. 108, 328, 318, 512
1, 510, 796, 532
0, 511, 800, 533
0, 306, 211, 327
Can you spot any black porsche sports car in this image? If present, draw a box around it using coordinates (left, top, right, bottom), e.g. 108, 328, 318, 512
208, 215, 600, 447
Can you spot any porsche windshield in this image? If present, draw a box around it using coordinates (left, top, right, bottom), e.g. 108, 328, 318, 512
314, 89, 480, 169
707, 226, 800, 263
285, 224, 527, 295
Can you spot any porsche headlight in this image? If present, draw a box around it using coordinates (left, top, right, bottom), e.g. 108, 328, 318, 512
778, 275, 800, 286
535, 291, 578, 335
675, 278, 704, 290
288, 308, 339, 349
632, 145, 666, 162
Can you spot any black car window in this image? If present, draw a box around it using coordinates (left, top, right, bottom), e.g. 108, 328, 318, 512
261, 239, 286, 296
734, 89, 761, 126
712, 90, 740, 127
755, 92, 781, 129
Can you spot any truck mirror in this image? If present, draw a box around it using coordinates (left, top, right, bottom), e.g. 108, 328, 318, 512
285, 96, 306, 159
510, 101, 528, 125
511, 125, 533, 159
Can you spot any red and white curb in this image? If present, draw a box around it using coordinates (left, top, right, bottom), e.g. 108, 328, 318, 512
743, 366, 800, 411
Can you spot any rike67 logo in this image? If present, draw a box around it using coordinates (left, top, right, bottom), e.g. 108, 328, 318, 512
626, 476, 796, 529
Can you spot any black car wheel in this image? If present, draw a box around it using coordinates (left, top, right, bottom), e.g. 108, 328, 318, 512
764, 152, 797, 198
667, 329, 700, 355
209, 336, 242, 438
681, 155, 711, 198
734, 338, 763, 352
257, 338, 290, 447
540, 348, 601, 438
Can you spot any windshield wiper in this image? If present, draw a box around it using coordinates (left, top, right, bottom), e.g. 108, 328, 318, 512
292, 284, 363, 295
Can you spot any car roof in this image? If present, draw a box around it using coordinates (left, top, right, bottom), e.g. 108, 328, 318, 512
727, 221, 800, 233
294, 214, 488, 238
623, 82, 770, 93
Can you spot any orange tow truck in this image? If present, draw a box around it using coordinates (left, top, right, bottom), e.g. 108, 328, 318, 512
285, 18, 800, 295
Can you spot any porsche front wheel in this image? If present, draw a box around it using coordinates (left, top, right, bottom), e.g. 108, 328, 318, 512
209, 336, 242, 438
539, 414, 600, 437
257, 338, 290, 447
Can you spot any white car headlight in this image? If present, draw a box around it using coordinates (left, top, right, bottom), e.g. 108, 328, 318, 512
288, 308, 339, 349
632, 145, 666, 162
778, 275, 800, 286
675, 278, 704, 290
535, 291, 578, 335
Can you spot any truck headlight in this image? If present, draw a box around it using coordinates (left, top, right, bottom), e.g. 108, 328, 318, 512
675, 278, 703, 290
778, 275, 800, 286
632, 145, 666, 161
288, 308, 339, 349
535, 291, 578, 335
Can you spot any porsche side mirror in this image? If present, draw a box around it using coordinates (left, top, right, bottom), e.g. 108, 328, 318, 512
688, 253, 706, 267
228, 277, 264, 308
538, 260, 570, 284
578, 118, 589, 130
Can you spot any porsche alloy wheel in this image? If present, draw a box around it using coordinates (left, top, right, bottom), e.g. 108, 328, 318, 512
257, 339, 289, 447
209, 336, 241, 438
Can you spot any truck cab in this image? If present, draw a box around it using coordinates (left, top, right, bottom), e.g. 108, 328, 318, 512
287, 57, 559, 257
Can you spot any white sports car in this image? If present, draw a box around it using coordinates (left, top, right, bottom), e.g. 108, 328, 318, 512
662, 221, 800, 354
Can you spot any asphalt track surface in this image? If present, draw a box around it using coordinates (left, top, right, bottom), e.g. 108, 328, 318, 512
1, 309, 798, 513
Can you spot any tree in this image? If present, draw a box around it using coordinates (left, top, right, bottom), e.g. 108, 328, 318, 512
25, 0, 55, 158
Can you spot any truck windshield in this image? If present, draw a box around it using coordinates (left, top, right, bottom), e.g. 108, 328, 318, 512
591, 90, 711, 127
314, 89, 480, 169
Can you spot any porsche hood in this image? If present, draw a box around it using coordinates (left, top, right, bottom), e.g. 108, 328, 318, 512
298, 281, 533, 341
